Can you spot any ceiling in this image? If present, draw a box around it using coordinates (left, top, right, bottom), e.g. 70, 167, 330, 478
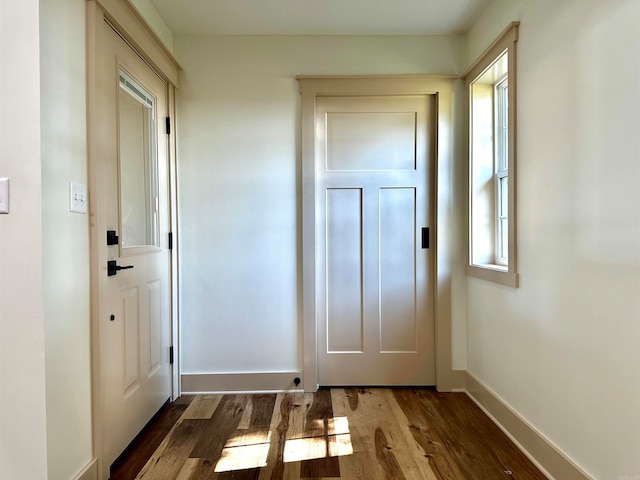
148, 0, 491, 36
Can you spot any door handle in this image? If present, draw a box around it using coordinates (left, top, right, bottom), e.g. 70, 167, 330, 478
421, 227, 429, 249
107, 260, 134, 277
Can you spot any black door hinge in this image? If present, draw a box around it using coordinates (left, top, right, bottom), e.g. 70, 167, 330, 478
168, 232, 173, 250
165, 117, 171, 135
169, 346, 174, 364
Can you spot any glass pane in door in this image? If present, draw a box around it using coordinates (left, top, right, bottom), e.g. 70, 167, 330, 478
118, 69, 158, 249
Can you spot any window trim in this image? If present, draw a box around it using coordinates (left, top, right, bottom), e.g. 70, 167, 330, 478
464, 22, 519, 288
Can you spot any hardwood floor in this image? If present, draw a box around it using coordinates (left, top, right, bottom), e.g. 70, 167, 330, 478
110, 388, 547, 480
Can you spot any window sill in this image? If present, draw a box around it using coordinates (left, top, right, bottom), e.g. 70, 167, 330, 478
466, 264, 519, 288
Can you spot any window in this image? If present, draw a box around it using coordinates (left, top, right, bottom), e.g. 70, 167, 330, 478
465, 23, 519, 287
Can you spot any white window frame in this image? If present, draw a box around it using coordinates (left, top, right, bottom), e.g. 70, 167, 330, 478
464, 22, 519, 288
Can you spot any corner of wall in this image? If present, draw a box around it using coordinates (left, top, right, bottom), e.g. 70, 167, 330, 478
463, 0, 526, 70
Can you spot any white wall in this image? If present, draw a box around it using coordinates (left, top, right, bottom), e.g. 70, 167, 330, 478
0, 1, 49, 478
465, 1, 640, 478
175, 35, 464, 375
39, 1, 94, 479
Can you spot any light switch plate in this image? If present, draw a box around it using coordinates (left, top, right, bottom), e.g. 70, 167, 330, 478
0, 178, 9, 214
69, 181, 88, 214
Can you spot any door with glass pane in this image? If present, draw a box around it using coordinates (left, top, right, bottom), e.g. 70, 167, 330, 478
98, 22, 172, 467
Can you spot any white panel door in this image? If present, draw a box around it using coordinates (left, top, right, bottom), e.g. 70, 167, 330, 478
316, 95, 435, 386
97, 22, 172, 467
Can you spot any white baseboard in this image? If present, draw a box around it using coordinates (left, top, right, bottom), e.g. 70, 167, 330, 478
181, 371, 304, 394
73, 458, 98, 480
463, 371, 592, 480
451, 368, 466, 391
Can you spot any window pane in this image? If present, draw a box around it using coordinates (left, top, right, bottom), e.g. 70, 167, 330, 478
498, 175, 508, 260
499, 218, 508, 259
118, 70, 158, 248
500, 176, 508, 216
496, 79, 509, 173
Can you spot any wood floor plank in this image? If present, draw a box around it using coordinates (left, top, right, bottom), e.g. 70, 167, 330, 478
237, 397, 254, 430
374, 427, 407, 480
388, 389, 463, 480
287, 393, 313, 440
212, 468, 261, 480
248, 394, 278, 429
331, 389, 386, 480
394, 389, 548, 480
189, 395, 249, 460
258, 393, 292, 480
282, 393, 308, 480
299, 389, 340, 478
175, 458, 201, 480
111, 401, 189, 480
182, 395, 223, 420
332, 389, 434, 480
174, 395, 197, 406
441, 392, 546, 480
258, 393, 312, 480
369, 389, 433, 480
415, 389, 521, 480
382, 389, 440, 480
136, 419, 207, 480
214, 395, 278, 480
181, 458, 215, 480
393, 389, 472, 480
260, 392, 308, 480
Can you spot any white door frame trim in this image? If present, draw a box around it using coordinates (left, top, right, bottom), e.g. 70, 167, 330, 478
86, 1, 180, 477
298, 76, 455, 393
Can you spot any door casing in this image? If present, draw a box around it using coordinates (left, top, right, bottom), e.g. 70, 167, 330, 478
86, 1, 180, 477
298, 76, 455, 393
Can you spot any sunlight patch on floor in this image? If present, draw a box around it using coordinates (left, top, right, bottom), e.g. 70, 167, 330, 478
214, 442, 271, 472
283, 417, 353, 463
214, 416, 354, 472
214, 431, 272, 472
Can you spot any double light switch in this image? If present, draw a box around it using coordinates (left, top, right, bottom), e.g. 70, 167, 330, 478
0, 178, 8, 214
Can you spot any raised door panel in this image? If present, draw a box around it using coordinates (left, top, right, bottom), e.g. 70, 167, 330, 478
326, 188, 364, 354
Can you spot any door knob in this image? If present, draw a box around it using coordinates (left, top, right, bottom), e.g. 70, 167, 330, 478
107, 260, 134, 277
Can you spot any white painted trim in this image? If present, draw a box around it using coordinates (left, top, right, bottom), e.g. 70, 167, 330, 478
181, 372, 304, 394
96, 0, 181, 85
434, 90, 454, 392
298, 76, 455, 393
461, 22, 520, 80
73, 459, 98, 480
465, 23, 519, 288
464, 371, 593, 480
451, 369, 466, 391
466, 264, 519, 287
168, 86, 180, 401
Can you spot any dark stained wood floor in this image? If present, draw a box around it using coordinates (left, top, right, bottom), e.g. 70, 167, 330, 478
110, 388, 547, 480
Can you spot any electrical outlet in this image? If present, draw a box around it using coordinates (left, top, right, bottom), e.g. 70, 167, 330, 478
0, 178, 9, 214
69, 181, 88, 214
